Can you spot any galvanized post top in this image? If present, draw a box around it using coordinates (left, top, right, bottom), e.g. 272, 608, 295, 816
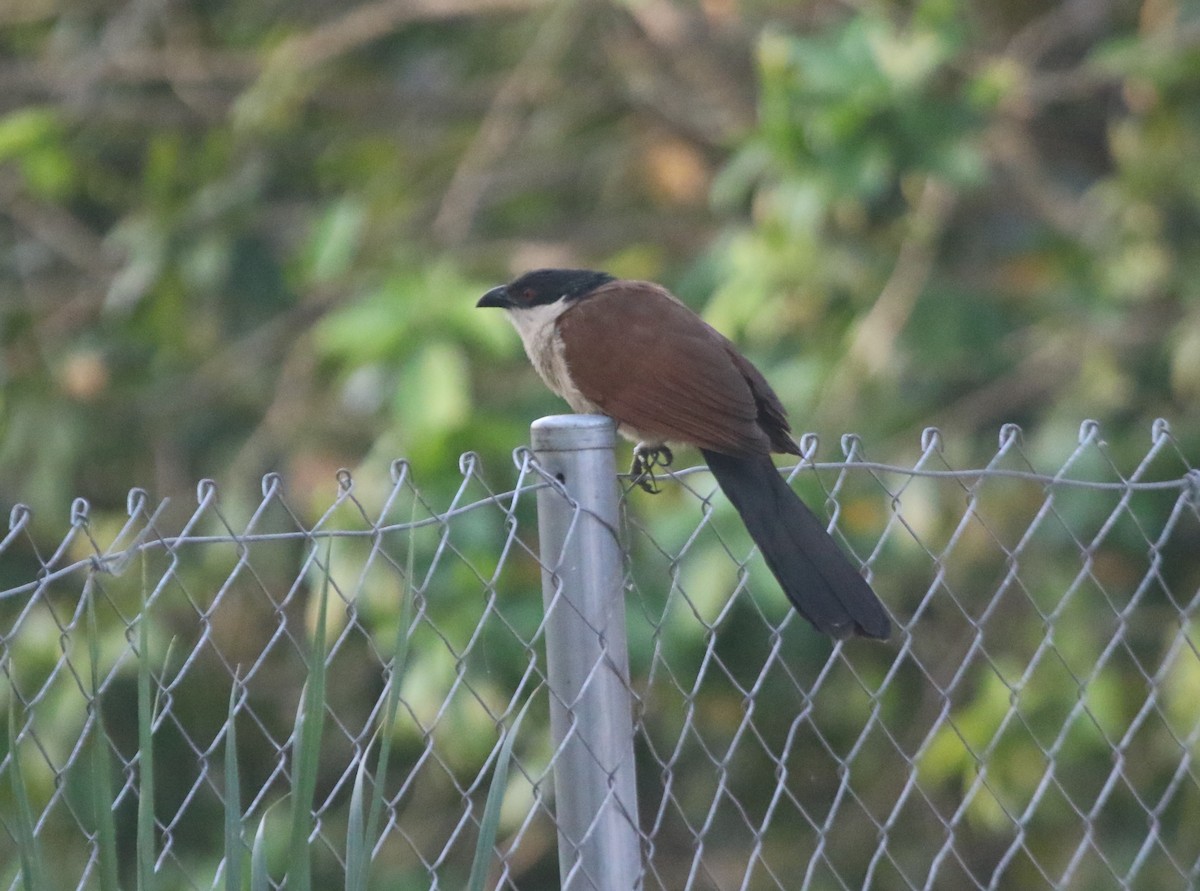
530, 414, 617, 451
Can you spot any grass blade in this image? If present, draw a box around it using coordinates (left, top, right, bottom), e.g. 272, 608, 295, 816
344, 735, 372, 891
286, 545, 332, 891
8, 694, 47, 891
86, 578, 120, 891
223, 678, 243, 891
249, 800, 279, 891
136, 558, 156, 891
362, 664, 403, 868
467, 697, 534, 891
362, 500, 418, 862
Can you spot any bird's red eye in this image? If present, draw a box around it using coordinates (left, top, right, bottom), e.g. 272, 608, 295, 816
521, 288, 536, 303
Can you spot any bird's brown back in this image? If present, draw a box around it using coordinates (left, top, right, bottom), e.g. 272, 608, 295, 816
557, 281, 798, 457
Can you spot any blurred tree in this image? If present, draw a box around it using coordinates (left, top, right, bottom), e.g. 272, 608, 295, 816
1, 0, 1195, 523
705, 0, 1199, 468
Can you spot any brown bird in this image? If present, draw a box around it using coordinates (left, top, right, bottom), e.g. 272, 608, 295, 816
477, 269, 889, 639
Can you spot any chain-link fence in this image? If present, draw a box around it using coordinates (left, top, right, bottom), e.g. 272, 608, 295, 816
1, 419, 1198, 890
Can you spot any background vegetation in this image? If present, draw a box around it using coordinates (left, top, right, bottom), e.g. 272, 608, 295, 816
0, 0, 1198, 887
3, 0, 1198, 516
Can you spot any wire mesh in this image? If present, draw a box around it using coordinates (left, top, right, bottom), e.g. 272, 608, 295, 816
0, 421, 1198, 890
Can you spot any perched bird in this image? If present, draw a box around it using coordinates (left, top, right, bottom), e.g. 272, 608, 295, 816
477, 269, 889, 639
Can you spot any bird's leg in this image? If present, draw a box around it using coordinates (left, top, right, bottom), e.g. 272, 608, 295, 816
630, 443, 674, 494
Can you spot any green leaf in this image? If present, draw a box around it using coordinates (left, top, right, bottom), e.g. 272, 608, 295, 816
224, 679, 244, 891
250, 802, 277, 891
20, 144, 75, 199
344, 736, 372, 891
0, 107, 61, 163
358, 503, 417, 885
8, 695, 47, 891
136, 560, 157, 891
86, 580, 120, 891
467, 697, 534, 891
306, 198, 366, 284
393, 341, 471, 436
0, 107, 74, 198
286, 545, 332, 891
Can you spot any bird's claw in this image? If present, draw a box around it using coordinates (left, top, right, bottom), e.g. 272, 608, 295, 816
630, 444, 674, 494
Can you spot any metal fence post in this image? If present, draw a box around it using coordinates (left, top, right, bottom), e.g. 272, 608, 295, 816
530, 414, 642, 891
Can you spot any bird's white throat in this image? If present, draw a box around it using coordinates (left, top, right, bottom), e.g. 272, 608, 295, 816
504, 299, 599, 415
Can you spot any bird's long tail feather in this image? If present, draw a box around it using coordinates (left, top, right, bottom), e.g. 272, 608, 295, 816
701, 449, 890, 639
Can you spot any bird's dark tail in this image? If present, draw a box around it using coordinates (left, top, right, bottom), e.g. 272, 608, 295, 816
700, 449, 890, 639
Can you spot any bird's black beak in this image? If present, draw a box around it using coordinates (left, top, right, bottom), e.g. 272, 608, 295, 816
476, 285, 511, 309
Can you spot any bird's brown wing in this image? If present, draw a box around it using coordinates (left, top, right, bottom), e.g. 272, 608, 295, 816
557, 281, 793, 456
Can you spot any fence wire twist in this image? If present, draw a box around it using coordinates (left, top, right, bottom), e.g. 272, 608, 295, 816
0, 420, 1198, 890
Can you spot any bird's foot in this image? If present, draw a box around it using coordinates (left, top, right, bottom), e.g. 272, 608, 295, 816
630, 443, 674, 494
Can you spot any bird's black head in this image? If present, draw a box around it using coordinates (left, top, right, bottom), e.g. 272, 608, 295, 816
476, 268, 614, 310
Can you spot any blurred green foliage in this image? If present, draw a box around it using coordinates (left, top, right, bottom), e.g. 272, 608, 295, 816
1, 0, 1198, 887
1, 0, 1197, 516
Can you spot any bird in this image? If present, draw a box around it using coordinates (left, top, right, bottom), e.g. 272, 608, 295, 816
477, 268, 889, 639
